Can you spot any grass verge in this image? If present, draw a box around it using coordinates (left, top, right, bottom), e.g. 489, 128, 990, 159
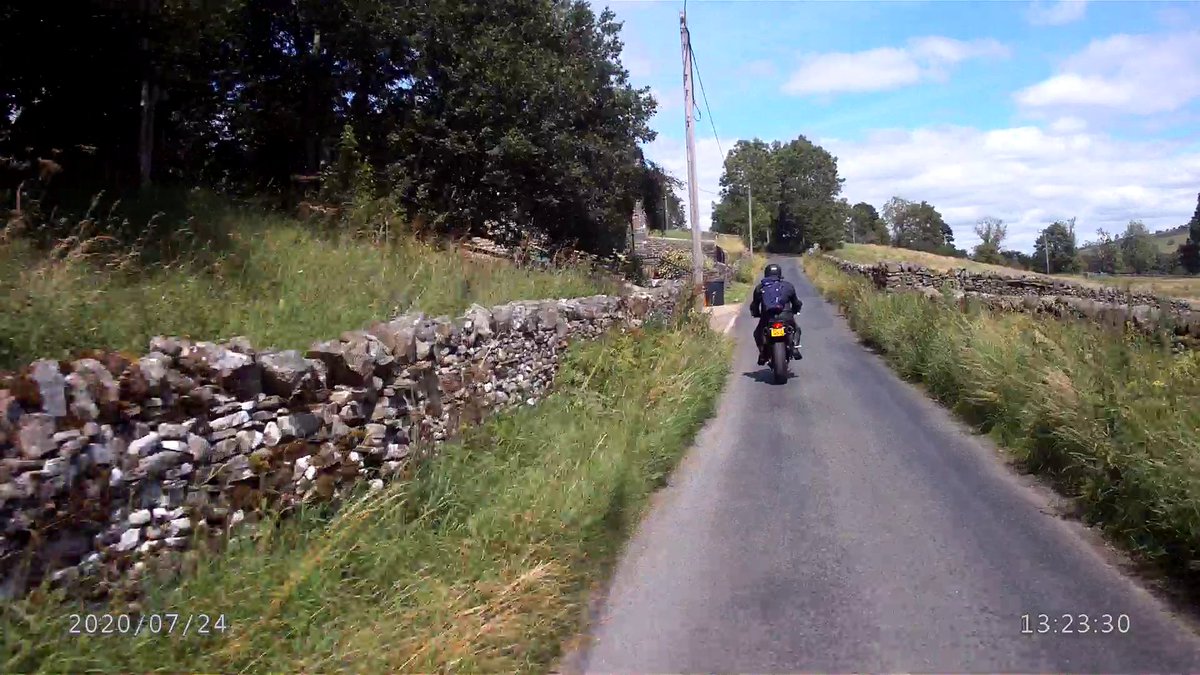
724, 281, 752, 305
0, 201, 617, 370
1, 315, 730, 672
803, 254, 1200, 589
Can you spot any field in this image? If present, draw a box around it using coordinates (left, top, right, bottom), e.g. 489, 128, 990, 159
0, 196, 618, 370
830, 243, 1200, 303
1080, 226, 1190, 255
804, 254, 1200, 591
832, 243, 1026, 276
0, 318, 730, 672
651, 229, 746, 255
1061, 274, 1200, 302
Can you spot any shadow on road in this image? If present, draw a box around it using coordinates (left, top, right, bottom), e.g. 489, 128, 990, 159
741, 369, 795, 386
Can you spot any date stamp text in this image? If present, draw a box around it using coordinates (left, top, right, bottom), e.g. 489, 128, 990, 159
67, 613, 229, 637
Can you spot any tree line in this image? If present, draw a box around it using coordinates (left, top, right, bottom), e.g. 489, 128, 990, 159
0, 0, 670, 255
709, 136, 961, 256
974, 196, 1200, 276
709, 134, 1200, 277
710, 137, 848, 252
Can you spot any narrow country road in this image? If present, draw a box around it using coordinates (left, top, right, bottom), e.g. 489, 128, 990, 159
575, 256, 1200, 673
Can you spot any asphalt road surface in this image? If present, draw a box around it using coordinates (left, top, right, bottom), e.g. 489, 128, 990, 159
575, 256, 1200, 673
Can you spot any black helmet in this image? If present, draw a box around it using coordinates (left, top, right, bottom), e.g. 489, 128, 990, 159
763, 263, 782, 279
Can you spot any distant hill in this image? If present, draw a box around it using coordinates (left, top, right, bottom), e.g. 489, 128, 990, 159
1080, 224, 1189, 254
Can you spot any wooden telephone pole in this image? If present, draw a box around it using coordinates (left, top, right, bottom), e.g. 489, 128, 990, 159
748, 183, 753, 256
680, 11, 704, 298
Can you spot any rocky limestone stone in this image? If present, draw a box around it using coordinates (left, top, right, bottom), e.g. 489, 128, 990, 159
236, 430, 264, 453
263, 421, 282, 447
257, 394, 285, 410
339, 401, 366, 425
179, 342, 262, 399
363, 423, 388, 445
70, 357, 119, 411
464, 304, 495, 343
129, 432, 161, 458
136, 353, 173, 393
148, 336, 186, 357
167, 517, 191, 537
257, 350, 325, 399
139, 450, 186, 477
367, 315, 420, 365
16, 414, 57, 459
30, 360, 67, 418
491, 304, 514, 333
87, 443, 114, 465
0, 389, 21, 431
157, 422, 191, 440
210, 410, 250, 432
115, 528, 141, 552
278, 412, 320, 440
225, 336, 255, 355
210, 438, 240, 463
219, 455, 254, 484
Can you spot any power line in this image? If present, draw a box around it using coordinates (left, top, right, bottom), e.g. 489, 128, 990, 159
684, 23, 723, 162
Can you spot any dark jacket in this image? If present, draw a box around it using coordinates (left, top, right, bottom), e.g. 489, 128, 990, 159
750, 277, 803, 318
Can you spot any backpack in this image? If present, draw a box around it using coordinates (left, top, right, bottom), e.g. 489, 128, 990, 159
760, 278, 789, 313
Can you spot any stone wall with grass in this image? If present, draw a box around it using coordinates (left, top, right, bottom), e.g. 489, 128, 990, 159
0, 281, 684, 600
826, 257, 1200, 345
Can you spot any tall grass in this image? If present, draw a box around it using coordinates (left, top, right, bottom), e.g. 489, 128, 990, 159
804, 255, 1200, 586
734, 252, 769, 284
722, 253, 769, 305
1, 316, 729, 672
0, 201, 617, 370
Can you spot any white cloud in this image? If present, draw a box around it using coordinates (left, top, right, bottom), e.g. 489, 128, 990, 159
821, 124, 1200, 251
640, 122, 1200, 248
1015, 31, 1200, 115
1049, 116, 1088, 133
783, 37, 1009, 95
1027, 0, 1088, 27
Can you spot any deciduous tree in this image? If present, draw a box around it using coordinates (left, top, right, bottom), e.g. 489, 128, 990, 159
972, 216, 1007, 264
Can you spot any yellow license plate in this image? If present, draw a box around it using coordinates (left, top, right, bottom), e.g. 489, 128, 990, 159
769, 327, 786, 337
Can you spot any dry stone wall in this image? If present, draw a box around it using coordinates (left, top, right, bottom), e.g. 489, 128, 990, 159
0, 281, 684, 600
827, 257, 1200, 346
639, 238, 734, 282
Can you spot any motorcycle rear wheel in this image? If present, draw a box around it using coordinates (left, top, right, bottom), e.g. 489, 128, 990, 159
771, 341, 788, 384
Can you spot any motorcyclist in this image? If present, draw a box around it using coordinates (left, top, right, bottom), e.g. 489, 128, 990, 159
749, 263, 802, 365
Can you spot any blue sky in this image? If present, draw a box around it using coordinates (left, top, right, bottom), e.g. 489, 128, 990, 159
596, 0, 1200, 252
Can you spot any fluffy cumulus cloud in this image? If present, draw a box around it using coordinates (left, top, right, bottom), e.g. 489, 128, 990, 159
783, 37, 1009, 96
1026, 0, 1088, 27
822, 125, 1200, 250
1015, 31, 1200, 115
641, 120, 1200, 250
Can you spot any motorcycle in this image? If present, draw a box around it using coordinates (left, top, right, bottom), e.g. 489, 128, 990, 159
760, 315, 797, 384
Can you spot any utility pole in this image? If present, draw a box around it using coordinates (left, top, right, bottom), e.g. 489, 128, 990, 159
747, 183, 753, 256
680, 10, 704, 297
1043, 233, 1051, 274
663, 191, 669, 231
